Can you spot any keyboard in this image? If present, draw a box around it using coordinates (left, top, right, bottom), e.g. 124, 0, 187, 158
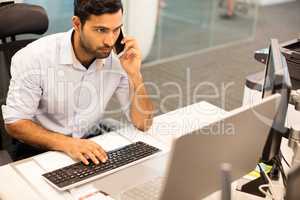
42, 141, 161, 191
121, 177, 165, 200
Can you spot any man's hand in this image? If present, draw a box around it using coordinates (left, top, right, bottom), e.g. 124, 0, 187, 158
119, 36, 142, 77
118, 36, 154, 131
4, 119, 109, 165
63, 137, 108, 165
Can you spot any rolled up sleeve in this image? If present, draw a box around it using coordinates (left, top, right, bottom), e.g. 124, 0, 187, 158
1, 53, 42, 124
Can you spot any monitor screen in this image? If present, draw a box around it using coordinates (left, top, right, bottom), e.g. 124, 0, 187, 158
261, 39, 292, 162
262, 39, 292, 99
262, 46, 275, 98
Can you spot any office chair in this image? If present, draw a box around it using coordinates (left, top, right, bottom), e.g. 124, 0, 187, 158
0, 2, 49, 162
0, 149, 12, 166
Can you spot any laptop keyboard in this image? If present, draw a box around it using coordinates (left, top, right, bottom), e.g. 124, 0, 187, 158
121, 177, 165, 200
42, 141, 161, 190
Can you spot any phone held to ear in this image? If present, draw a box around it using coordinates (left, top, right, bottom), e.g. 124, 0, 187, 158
114, 29, 125, 58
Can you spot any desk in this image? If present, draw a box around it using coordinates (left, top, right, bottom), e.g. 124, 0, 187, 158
0, 101, 292, 200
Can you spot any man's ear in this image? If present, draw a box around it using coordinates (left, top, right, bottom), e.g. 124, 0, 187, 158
72, 16, 81, 32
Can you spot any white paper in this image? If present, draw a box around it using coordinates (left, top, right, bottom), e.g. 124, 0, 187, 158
15, 161, 66, 200
34, 151, 76, 172
91, 132, 131, 151
85, 193, 107, 200
69, 184, 98, 199
70, 184, 113, 200
116, 101, 227, 152
118, 126, 169, 153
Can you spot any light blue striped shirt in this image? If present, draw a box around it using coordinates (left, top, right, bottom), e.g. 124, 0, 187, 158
2, 29, 131, 138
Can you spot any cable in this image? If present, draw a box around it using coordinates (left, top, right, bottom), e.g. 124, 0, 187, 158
273, 156, 288, 189
257, 163, 285, 200
279, 150, 291, 168
258, 184, 273, 199
257, 164, 273, 199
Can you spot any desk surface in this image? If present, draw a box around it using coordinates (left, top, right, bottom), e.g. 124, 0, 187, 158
0, 101, 228, 200
0, 101, 292, 200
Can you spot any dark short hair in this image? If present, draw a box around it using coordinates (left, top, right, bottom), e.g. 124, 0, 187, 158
74, 0, 123, 25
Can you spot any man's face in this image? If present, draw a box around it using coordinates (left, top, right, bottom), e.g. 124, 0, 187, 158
77, 9, 123, 59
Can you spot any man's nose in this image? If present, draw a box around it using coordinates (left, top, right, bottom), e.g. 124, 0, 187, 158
104, 32, 115, 47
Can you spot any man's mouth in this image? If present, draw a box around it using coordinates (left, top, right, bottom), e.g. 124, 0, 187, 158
99, 48, 112, 52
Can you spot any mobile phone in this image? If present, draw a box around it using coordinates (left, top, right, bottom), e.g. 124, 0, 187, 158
114, 29, 125, 56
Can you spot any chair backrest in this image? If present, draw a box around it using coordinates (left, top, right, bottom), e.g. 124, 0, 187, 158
0, 2, 49, 150
0, 2, 49, 43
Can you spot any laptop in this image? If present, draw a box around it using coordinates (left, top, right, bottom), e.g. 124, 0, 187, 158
91, 94, 281, 200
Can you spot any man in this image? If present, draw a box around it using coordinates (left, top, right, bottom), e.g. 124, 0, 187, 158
220, 0, 235, 19
1, 0, 154, 165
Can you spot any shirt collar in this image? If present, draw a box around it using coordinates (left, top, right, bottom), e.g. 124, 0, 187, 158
59, 29, 74, 65
59, 29, 106, 71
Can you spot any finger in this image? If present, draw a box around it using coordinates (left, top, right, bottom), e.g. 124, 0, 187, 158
88, 142, 108, 162
77, 153, 89, 165
122, 36, 135, 44
89, 141, 108, 159
85, 150, 100, 165
123, 40, 136, 54
93, 144, 108, 160
92, 148, 107, 163
124, 48, 139, 59
121, 48, 139, 60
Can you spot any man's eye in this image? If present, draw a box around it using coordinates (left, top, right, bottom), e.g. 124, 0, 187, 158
96, 28, 107, 33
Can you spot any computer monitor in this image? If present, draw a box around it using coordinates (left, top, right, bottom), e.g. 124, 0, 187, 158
261, 39, 292, 162
160, 94, 280, 200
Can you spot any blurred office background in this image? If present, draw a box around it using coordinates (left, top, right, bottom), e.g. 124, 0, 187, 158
19, 0, 258, 63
